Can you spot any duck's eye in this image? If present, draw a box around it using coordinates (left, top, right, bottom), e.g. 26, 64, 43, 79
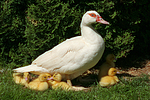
89, 13, 96, 17
44, 76, 46, 78
91, 14, 95, 16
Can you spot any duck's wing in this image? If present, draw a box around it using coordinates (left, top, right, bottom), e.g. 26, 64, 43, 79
14, 36, 87, 74
32, 36, 87, 74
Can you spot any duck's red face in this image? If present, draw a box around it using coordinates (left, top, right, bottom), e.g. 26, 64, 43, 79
96, 15, 109, 24
88, 13, 109, 25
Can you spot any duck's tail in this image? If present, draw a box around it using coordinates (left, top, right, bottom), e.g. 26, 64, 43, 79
13, 65, 49, 74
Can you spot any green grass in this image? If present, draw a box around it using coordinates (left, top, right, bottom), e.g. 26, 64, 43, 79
0, 68, 150, 100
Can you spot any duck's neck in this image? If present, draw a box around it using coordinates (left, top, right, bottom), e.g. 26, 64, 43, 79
80, 24, 103, 44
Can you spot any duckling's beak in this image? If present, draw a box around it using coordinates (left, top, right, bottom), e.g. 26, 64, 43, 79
113, 58, 117, 62
47, 76, 53, 80
25, 77, 28, 81
116, 71, 120, 74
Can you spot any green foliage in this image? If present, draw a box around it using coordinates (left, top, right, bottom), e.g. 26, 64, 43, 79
23, 0, 80, 59
0, 0, 27, 67
0, 0, 150, 68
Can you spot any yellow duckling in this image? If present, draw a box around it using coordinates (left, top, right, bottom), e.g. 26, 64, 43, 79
27, 73, 51, 91
98, 54, 116, 80
48, 73, 88, 91
48, 73, 73, 91
99, 68, 119, 87
13, 72, 29, 86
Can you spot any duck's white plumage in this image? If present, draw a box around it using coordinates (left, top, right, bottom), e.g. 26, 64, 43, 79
13, 11, 109, 80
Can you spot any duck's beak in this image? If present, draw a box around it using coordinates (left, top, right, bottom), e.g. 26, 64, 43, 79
47, 76, 54, 80
96, 15, 109, 25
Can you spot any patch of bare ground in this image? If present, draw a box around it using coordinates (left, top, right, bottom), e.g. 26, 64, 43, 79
116, 54, 150, 78
118, 61, 150, 76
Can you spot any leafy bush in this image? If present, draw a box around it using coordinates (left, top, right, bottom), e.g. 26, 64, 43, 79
0, 0, 149, 68
0, 0, 27, 67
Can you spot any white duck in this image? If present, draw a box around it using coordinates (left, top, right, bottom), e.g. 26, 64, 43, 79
13, 10, 109, 85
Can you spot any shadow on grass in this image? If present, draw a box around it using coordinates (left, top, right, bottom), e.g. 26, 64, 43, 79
72, 74, 98, 87
72, 72, 137, 87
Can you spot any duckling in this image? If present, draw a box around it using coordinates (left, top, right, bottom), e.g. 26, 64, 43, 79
13, 73, 22, 84
13, 72, 29, 86
98, 54, 116, 80
99, 68, 119, 87
48, 73, 73, 91
21, 72, 30, 86
48, 73, 88, 91
27, 73, 51, 91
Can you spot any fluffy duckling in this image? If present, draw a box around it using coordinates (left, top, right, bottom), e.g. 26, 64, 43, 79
98, 54, 116, 80
48, 73, 73, 91
13, 73, 22, 84
13, 72, 29, 86
99, 68, 119, 87
27, 73, 51, 91
48, 73, 88, 91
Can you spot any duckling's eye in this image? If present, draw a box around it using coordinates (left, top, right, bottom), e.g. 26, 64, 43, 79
44, 76, 46, 78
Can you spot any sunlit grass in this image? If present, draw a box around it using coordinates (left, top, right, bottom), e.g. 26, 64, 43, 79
0, 68, 150, 100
